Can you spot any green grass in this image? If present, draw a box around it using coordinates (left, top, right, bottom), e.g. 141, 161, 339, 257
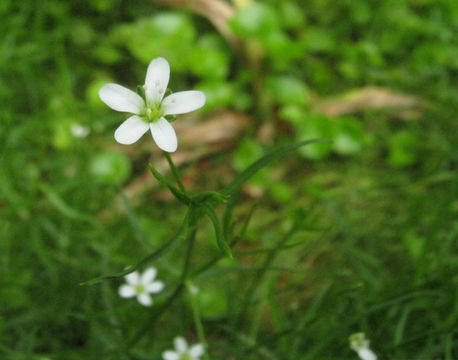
1, 0, 457, 359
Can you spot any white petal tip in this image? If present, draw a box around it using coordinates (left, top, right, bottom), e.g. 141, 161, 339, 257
98, 83, 144, 114
114, 133, 135, 145
114, 116, 149, 145
150, 118, 178, 152
162, 91, 206, 115
163, 145, 177, 153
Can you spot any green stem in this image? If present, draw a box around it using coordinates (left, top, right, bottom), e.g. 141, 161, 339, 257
188, 286, 210, 360
127, 208, 198, 348
236, 224, 299, 328
118, 187, 150, 247
164, 152, 186, 193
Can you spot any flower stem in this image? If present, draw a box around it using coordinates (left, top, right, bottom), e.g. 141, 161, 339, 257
127, 208, 198, 349
164, 152, 186, 193
188, 285, 210, 360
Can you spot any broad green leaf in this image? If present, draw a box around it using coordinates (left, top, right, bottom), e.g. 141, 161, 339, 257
113, 13, 196, 70
264, 31, 302, 67
294, 116, 334, 160
333, 118, 367, 156
388, 131, 420, 167
279, 2, 305, 30
266, 76, 310, 106
230, 2, 279, 38
90, 152, 131, 185
190, 35, 230, 79
299, 27, 335, 53
196, 81, 238, 110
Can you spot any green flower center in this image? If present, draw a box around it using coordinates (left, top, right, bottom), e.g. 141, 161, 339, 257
180, 354, 191, 360
135, 284, 146, 294
143, 104, 164, 123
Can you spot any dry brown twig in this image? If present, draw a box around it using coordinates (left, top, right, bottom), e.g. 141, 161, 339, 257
313, 86, 423, 119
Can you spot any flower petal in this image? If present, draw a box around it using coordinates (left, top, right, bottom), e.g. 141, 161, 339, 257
149, 117, 178, 152
162, 351, 180, 360
162, 91, 206, 115
141, 267, 157, 285
125, 271, 140, 285
118, 285, 136, 298
137, 293, 153, 306
189, 344, 204, 358
358, 348, 378, 360
114, 115, 149, 145
99, 83, 145, 114
147, 281, 164, 294
145, 57, 170, 104
174, 337, 188, 353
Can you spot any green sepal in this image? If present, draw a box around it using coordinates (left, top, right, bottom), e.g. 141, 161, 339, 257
165, 114, 177, 122
164, 88, 173, 97
136, 85, 146, 100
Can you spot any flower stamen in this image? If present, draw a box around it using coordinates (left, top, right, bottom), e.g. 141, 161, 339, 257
145, 106, 164, 123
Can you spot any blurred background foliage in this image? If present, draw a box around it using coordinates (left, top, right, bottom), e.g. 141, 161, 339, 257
0, 0, 457, 359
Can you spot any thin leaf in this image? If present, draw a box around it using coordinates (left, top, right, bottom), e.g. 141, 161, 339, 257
148, 163, 190, 204
81, 210, 191, 286
201, 203, 232, 258
221, 139, 327, 197
192, 190, 229, 205
222, 191, 239, 240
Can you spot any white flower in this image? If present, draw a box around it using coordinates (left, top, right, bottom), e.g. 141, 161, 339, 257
71, 123, 90, 138
118, 267, 164, 306
189, 284, 199, 296
186, 281, 199, 295
349, 333, 378, 360
162, 337, 204, 360
99, 57, 206, 152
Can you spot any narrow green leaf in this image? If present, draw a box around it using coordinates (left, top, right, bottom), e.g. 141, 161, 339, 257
149, 163, 191, 204
222, 191, 239, 240
39, 184, 96, 225
201, 203, 232, 258
236, 240, 307, 256
136, 85, 146, 99
221, 139, 327, 196
192, 190, 229, 205
80, 210, 191, 286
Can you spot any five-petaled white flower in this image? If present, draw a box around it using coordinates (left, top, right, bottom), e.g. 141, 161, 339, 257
349, 332, 378, 360
162, 337, 204, 360
99, 57, 206, 152
118, 267, 164, 306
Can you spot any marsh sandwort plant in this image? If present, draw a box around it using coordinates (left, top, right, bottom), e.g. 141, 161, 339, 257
95, 56, 322, 357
